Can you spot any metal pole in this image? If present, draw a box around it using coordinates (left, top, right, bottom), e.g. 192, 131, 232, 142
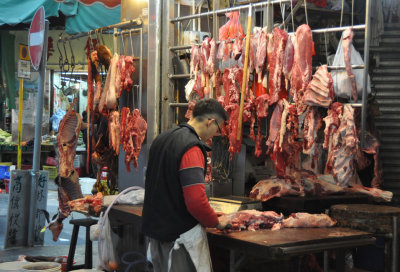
17, 78, 23, 170
58, 19, 143, 43
139, 28, 143, 112
361, 0, 372, 148
392, 216, 398, 272
28, 19, 49, 247
288, 24, 365, 35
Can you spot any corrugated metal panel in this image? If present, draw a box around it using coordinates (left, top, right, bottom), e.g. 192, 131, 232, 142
372, 24, 400, 194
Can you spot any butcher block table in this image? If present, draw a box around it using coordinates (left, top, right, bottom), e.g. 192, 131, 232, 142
106, 204, 375, 272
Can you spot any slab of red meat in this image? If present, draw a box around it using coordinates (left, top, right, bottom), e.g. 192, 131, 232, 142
121, 109, 147, 171
250, 177, 304, 202
222, 67, 241, 105
287, 169, 345, 196
283, 34, 294, 90
255, 28, 268, 82
225, 210, 283, 232
303, 107, 323, 169
184, 100, 196, 119
342, 27, 357, 102
207, 39, 217, 74
266, 100, 283, 152
266, 33, 274, 70
216, 40, 225, 60
243, 99, 256, 141
225, 103, 242, 159
326, 104, 358, 187
323, 102, 343, 149
123, 56, 135, 91
190, 45, 200, 78
254, 94, 269, 157
268, 28, 288, 105
57, 102, 82, 177
200, 38, 211, 92
232, 37, 243, 60
290, 24, 313, 115
304, 65, 334, 108
283, 213, 336, 228
108, 111, 121, 155
346, 184, 392, 202
215, 70, 223, 97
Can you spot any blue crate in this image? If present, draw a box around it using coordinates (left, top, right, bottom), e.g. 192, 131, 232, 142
0, 165, 9, 179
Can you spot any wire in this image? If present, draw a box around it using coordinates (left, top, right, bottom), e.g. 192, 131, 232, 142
304, 0, 309, 25
340, 0, 344, 27
290, 0, 295, 32
280, 2, 286, 30
351, 0, 354, 26
324, 31, 329, 64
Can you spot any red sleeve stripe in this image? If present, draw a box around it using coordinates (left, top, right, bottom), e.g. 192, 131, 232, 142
183, 184, 219, 227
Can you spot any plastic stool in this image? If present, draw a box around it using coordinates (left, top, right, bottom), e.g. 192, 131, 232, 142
66, 218, 98, 271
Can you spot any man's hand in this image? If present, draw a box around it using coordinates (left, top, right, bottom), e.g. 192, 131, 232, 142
216, 215, 231, 230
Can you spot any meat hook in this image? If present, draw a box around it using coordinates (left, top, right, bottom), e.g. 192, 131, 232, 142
62, 39, 70, 73
129, 30, 134, 57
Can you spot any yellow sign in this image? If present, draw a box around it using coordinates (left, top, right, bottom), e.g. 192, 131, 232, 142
19, 44, 30, 60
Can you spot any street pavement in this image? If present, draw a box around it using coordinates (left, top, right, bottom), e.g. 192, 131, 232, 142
0, 178, 97, 264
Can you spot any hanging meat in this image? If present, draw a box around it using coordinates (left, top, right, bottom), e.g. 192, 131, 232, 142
57, 101, 82, 178
254, 28, 268, 83
96, 44, 112, 69
304, 65, 334, 108
303, 107, 323, 169
254, 94, 269, 157
226, 103, 242, 159
123, 56, 135, 92
325, 104, 358, 187
120, 108, 147, 171
283, 34, 294, 90
190, 45, 200, 78
290, 24, 313, 115
323, 102, 343, 149
106, 53, 119, 110
108, 111, 121, 155
342, 27, 357, 102
268, 28, 288, 105
200, 37, 211, 96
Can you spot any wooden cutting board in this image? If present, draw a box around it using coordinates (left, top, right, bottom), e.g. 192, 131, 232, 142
330, 204, 400, 234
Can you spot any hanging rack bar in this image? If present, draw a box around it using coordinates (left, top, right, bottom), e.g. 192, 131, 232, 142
114, 28, 142, 36
139, 28, 143, 112
168, 74, 192, 79
170, 0, 291, 23
310, 24, 365, 34
58, 18, 143, 43
170, 38, 236, 51
169, 103, 189, 107
327, 64, 365, 70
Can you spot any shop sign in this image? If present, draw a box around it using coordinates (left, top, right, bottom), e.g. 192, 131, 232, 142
18, 60, 30, 79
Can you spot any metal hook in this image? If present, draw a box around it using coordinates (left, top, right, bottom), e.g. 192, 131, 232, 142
68, 38, 76, 84
62, 39, 70, 72
57, 34, 64, 72
120, 33, 125, 55
96, 29, 101, 45
89, 30, 94, 52
100, 27, 106, 45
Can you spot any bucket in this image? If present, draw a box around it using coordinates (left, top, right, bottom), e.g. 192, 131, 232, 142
21, 262, 61, 271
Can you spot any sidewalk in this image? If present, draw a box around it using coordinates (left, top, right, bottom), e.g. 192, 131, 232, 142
0, 178, 98, 266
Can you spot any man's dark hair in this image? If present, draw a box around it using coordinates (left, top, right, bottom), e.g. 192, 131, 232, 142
192, 98, 228, 121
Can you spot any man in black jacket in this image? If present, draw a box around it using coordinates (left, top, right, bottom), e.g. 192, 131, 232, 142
142, 98, 230, 272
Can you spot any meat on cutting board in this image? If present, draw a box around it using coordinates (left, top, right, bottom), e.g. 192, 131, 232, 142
290, 24, 313, 115
268, 28, 288, 105
304, 65, 334, 108
225, 210, 284, 232
342, 27, 358, 102
249, 177, 304, 202
346, 184, 393, 202
283, 213, 336, 228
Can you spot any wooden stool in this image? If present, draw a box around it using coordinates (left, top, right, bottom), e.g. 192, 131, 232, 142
66, 218, 98, 271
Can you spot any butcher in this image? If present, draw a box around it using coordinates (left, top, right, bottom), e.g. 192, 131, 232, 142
142, 98, 231, 272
